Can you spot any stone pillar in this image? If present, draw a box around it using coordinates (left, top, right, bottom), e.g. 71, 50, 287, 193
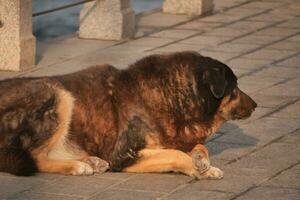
0, 0, 36, 71
79, 0, 135, 40
163, 0, 213, 16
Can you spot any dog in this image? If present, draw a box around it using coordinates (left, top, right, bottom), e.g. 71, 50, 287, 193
0, 51, 256, 179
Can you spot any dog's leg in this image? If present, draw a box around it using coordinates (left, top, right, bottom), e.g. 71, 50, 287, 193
35, 156, 109, 176
190, 144, 223, 179
123, 147, 223, 179
122, 148, 205, 179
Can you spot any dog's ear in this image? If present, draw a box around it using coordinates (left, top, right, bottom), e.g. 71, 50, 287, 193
202, 67, 227, 98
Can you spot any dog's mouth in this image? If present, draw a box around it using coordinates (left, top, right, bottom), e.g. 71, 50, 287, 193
231, 108, 256, 120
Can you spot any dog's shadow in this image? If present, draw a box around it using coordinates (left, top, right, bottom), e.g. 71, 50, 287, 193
206, 122, 258, 157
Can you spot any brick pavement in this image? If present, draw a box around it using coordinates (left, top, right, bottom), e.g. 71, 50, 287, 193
1, 0, 300, 199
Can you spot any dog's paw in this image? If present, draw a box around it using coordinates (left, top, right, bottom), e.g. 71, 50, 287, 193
81, 156, 109, 174
191, 151, 210, 174
70, 162, 94, 176
202, 166, 224, 179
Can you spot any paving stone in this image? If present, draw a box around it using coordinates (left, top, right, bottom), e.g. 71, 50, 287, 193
238, 76, 285, 94
276, 54, 300, 68
232, 34, 282, 45
207, 141, 256, 161
164, 186, 234, 200
239, 1, 284, 9
115, 173, 191, 193
251, 94, 297, 108
276, 129, 300, 144
152, 43, 203, 53
216, 117, 300, 146
96, 172, 135, 180
33, 176, 118, 197
180, 35, 231, 47
268, 40, 300, 51
7, 192, 83, 200
262, 163, 300, 189
234, 186, 300, 200
226, 58, 271, 71
242, 49, 296, 61
277, 17, 300, 28
219, 122, 240, 133
90, 189, 163, 200
270, 101, 300, 119
247, 13, 295, 22
124, 37, 175, 48
138, 12, 191, 28
36, 39, 116, 68
203, 27, 250, 38
151, 29, 199, 39
226, 21, 274, 31
254, 27, 300, 37
258, 77, 300, 96
207, 43, 260, 53
175, 21, 222, 31
223, 7, 268, 18
271, 7, 300, 17
0, 176, 45, 199
189, 172, 259, 194
199, 50, 239, 62
251, 66, 300, 79
197, 14, 241, 23
287, 34, 300, 42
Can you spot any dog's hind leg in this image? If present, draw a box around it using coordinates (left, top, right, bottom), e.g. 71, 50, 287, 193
32, 88, 109, 175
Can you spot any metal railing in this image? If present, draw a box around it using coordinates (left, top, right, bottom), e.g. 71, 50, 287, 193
32, 0, 95, 17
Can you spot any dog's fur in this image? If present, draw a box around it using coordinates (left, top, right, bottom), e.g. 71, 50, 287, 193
0, 51, 256, 178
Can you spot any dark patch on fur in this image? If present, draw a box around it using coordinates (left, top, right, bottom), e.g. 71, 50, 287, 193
109, 116, 150, 172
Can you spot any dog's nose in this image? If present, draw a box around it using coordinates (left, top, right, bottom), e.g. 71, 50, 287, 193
252, 100, 257, 109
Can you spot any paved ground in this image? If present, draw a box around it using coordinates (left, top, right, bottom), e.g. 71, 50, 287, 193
1, 0, 300, 199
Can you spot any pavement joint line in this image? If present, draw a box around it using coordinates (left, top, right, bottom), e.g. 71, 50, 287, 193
225, 128, 300, 166
146, 8, 274, 52
235, 50, 300, 79
109, 187, 167, 194
156, 182, 191, 200
229, 160, 300, 200
259, 97, 300, 119
259, 184, 300, 190
86, 174, 139, 199
226, 31, 300, 63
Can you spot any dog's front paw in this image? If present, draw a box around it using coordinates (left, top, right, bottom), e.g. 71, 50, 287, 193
202, 166, 224, 179
81, 156, 109, 174
70, 162, 94, 176
191, 151, 210, 174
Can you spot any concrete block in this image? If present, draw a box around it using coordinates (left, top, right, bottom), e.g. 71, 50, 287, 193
163, 0, 213, 16
79, 0, 135, 40
0, 0, 36, 71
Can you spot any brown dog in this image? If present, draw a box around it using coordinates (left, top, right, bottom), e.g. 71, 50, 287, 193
0, 51, 256, 179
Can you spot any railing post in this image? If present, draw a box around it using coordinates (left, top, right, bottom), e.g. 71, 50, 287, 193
79, 0, 135, 40
163, 0, 213, 15
0, 0, 36, 71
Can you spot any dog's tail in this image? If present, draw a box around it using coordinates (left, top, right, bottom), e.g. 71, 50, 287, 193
0, 148, 37, 176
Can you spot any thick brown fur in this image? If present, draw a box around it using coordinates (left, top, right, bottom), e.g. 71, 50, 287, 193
0, 51, 256, 177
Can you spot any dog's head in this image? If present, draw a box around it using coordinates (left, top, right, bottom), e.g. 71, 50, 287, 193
192, 53, 257, 121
